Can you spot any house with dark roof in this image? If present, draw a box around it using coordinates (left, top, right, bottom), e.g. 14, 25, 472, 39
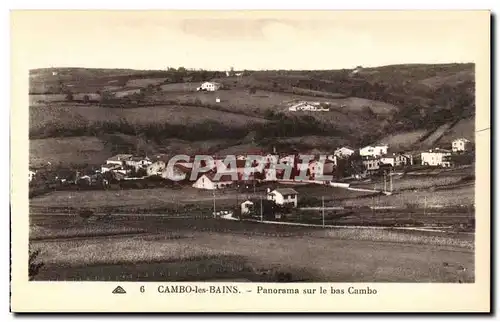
267, 188, 298, 208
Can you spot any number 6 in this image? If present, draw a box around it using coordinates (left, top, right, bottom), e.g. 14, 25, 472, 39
140, 286, 145, 293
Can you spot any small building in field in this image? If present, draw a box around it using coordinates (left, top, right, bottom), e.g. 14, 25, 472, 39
452, 138, 471, 152
197, 81, 222, 92
421, 149, 453, 167
241, 200, 254, 215
267, 188, 298, 208
288, 101, 330, 112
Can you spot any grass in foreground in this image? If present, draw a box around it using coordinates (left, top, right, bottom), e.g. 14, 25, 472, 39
314, 228, 474, 250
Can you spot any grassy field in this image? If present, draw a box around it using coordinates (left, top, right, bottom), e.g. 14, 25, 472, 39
29, 182, 376, 212
341, 184, 474, 208
29, 215, 474, 282
30, 104, 266, 132
378, 130, 428, 150
30, 136, 113, 167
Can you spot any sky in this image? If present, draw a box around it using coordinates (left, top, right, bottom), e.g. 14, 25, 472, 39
11, 10, 488, 70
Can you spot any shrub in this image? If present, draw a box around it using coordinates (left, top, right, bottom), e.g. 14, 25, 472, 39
79, 210, 94, 219
29, 248, 44, 281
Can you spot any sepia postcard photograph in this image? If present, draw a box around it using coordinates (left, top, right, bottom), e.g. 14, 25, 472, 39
10, 9, 491, 313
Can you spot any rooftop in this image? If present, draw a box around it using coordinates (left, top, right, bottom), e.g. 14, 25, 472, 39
271, 188, 298, 196
107, 154, 133, 162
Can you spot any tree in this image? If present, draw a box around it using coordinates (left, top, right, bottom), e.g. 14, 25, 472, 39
249, 87, 257, 95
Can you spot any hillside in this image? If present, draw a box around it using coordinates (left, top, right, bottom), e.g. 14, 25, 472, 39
29, 64, 475, 166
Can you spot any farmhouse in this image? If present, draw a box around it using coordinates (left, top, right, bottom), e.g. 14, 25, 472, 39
452, 138, 471, 152
197, 81, 222, 91
288, 101, 330, 112
267, 188, 298, 208
359, 144, 388, 158
421, 149, 452, 167
334, 146, 356, 158
106, 154, 133, 166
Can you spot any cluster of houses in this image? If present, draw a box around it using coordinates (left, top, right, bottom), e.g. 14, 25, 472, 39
29, 138, 472, 191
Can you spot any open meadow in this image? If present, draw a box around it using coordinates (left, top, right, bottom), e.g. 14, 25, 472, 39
29, 215, 474, 283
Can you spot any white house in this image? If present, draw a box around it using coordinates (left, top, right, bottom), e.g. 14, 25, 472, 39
421, 149, 452, 167
359, 144, 389, 158
267, 188, 298, 208
334, 146, 355, 158
241, 200, 254, 215
452, 138, 471, 152
362, 157, 381, 172
106, 154, 133, 166
197, 82, 222, 92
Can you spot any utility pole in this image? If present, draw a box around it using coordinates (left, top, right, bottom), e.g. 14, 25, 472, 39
424, 196, 427, 216
383, 172, 387, 193
322, 196, 325, 228
389, 168, 393, 192
372, 196, 375, 218
260, 194, 263, 222
213, 190, 216, 218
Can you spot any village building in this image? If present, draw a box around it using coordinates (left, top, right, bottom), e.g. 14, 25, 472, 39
125, 156, 152, 170
267, 188, 298, 208
334, 146, 356, 158
359, 144, 389, 158
421, 149, 453, 167
362, 157, 381, 172
106, 154, 133, 166
192, 172, 234, 190
197, 81, 222, 91
308, 159, 336, 180
100, 163, 121, 173
452, 138, 471, 152
380, 153, 413, 167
